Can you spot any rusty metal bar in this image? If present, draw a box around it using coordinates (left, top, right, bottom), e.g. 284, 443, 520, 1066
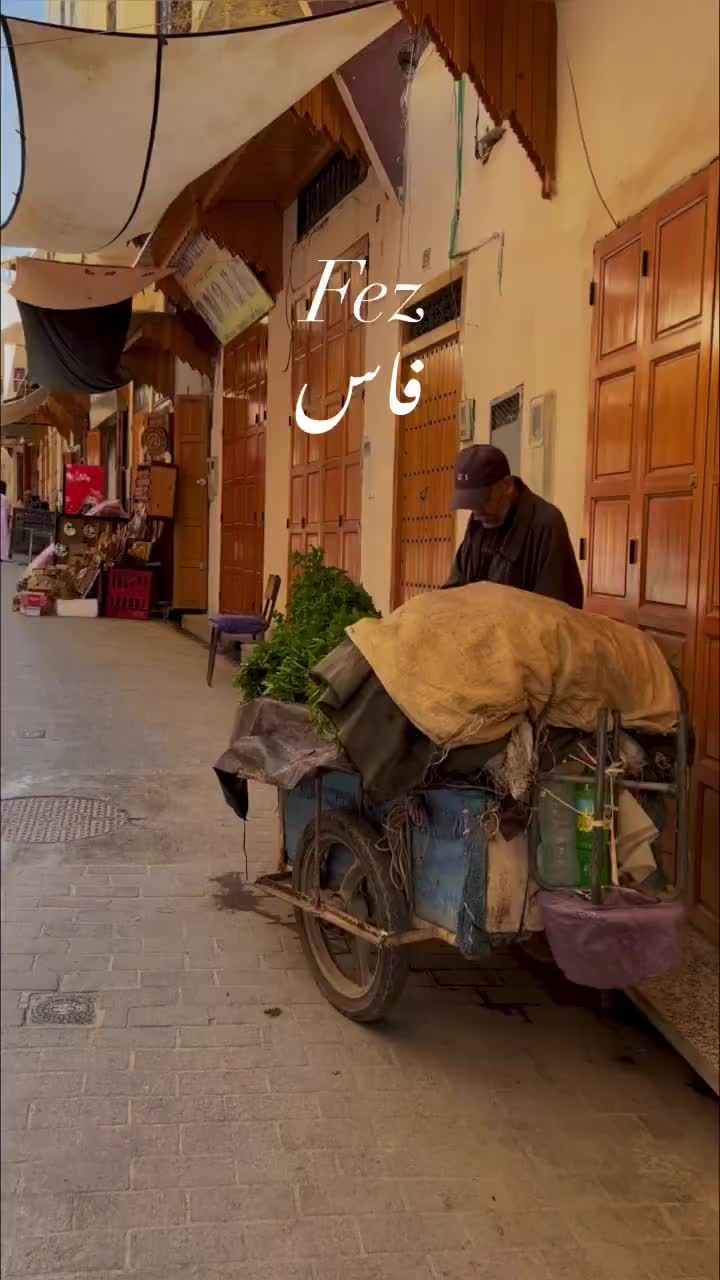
252, 873, 456, 949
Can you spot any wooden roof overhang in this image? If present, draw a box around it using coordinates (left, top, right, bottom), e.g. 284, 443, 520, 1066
395, 0, 557, 194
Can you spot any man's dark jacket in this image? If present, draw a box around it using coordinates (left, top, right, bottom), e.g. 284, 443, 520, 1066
445, 480, 584, 608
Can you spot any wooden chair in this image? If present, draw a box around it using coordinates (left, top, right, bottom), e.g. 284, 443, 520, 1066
207, 574, 281, 687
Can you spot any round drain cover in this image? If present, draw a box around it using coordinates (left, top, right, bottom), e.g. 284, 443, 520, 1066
28, 993, 96, 1025
1, 796, 128, 844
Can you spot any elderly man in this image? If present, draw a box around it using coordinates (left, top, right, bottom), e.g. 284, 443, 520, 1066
445, 444, 583, 608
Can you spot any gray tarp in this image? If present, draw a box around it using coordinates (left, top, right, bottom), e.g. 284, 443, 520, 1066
214, 699, 347, 820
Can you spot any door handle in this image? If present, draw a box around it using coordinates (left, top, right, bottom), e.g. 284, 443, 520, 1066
196, 478, 207, 487
628, 538, 638, 565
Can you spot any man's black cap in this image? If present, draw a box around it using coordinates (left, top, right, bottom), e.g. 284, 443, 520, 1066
451, 444, 511, 510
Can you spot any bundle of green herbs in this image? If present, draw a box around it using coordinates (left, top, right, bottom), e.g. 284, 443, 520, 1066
234, 547, 379, 718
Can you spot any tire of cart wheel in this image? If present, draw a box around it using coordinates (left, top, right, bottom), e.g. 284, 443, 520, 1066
292, 810, 410, 1023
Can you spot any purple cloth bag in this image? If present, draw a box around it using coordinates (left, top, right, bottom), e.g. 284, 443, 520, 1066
539, 888, 686, 989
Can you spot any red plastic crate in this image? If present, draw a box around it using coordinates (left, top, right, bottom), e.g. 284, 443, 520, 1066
104, 568, 154, 621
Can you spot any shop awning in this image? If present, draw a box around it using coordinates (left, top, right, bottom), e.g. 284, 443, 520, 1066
9, 258, 170, 310
1, 387, 48, 431
1, 390, 89, 442
1, 2, 397, 255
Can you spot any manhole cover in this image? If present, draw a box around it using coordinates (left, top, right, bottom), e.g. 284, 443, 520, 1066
1, 796, 128, 844
27, 994, 96, 1026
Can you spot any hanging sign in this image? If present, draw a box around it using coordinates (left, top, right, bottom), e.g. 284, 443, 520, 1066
172, 233, 273, 346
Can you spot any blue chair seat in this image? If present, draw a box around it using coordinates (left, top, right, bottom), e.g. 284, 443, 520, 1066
207, 574, 281, 687
210, 614, 266, 636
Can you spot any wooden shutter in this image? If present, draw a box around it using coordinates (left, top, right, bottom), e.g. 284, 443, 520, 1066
220, 325, 267, 616
585, 162, 719, 927
393, 334, 461, 607
289, 237, 367, 582
172, 395, 210, 612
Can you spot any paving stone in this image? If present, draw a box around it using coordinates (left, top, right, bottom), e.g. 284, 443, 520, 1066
1, 1193, 74, 1235
314, 1262, 435, 1280
61, 969, 140, 990
5, 1227, 127, 1275
189, 1183, 295, 1222
1, 1026, 92, 1050
640, 1239, 719, 1278
129, 1224, 246, 1270
1, 968, 61, 990
662, 1202, 720, 1238
84, 1068, 177, 1096
37, 1046, 130, 1071
1, 1071, 84, 1102
74, 1188, 186, 1229
280, 1117, 372, 1152
133, 1154, 237, 1189
29, 1097, 128, 1128
136, 1044, 303, 1071
358, 1212, 472, 1254
225, 1092, 320, 1122
182, 1120, 278, 1157
178, 1068, 269, 1094
570, 1203, 674, 1247
299, 1177, 406, 1216
128, 1123, 180, 1155
131, 1095, 226, 1124
430, 1252, 553, 1280
20, 1154, 131, 1194
178, 1024, 262, 1047
244, 1216, 361, 1260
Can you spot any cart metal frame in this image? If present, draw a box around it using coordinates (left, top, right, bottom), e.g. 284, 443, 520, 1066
254, 689, 690, 942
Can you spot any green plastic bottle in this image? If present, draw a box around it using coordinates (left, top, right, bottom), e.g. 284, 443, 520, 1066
574, 782, 610, 888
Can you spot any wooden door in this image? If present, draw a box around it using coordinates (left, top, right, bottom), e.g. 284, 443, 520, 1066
221, 325, 267, 615
692, 213, 719, 940
585, 161, 719, 931
393, 334, 461, 607
289, 237, 367, 582
173, 395, 210, 612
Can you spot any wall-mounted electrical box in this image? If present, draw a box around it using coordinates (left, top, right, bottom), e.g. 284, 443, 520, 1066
458, 398, 476, 443
527, 392, 555, 499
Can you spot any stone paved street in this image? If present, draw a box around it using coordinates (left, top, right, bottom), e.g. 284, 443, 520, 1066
1, 563, 718, 1280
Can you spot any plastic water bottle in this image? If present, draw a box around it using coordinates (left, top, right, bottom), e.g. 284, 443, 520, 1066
538, 783, 579, 886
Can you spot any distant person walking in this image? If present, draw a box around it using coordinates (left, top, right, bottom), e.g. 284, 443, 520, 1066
0, 481, 11, 561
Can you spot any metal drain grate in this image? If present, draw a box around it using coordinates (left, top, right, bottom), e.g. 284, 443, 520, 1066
1, 796, 128, 844
27, 993, 96, 1026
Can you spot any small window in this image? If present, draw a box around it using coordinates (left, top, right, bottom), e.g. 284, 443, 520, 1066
409, 278, 462, 340
297, 152, 367, 240
489, 386, 523, 475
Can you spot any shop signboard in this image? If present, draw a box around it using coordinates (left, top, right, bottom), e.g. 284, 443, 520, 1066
172, 233, 273, 346
64, 464, 105, 514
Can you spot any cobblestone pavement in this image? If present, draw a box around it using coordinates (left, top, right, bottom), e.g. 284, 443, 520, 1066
1, 564, 718, 1279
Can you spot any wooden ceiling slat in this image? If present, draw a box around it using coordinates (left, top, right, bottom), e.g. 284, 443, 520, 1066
396, 0, 557, 189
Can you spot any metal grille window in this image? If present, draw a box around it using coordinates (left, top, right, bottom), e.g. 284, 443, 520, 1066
490, 389, 522, 432
410, 278, 462, 340
297, 153, 367, 240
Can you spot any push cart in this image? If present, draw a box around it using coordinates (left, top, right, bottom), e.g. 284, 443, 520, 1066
251, 700, 690, 1022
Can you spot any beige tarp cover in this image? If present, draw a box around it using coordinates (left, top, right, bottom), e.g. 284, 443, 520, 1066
10, 258, 170, 310
348, 583, 679, 748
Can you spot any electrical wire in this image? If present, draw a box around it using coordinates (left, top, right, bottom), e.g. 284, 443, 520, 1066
0, 0, 388, 49
554, 0, 618, 229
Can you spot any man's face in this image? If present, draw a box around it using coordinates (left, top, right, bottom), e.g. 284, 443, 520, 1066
472, 476, 515, 528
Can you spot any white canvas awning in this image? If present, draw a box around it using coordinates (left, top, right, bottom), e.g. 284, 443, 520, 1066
1, 3, 397, 256
1, 387, 48, 430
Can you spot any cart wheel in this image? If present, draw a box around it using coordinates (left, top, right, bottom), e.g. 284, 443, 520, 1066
292, 811, 410, 1023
